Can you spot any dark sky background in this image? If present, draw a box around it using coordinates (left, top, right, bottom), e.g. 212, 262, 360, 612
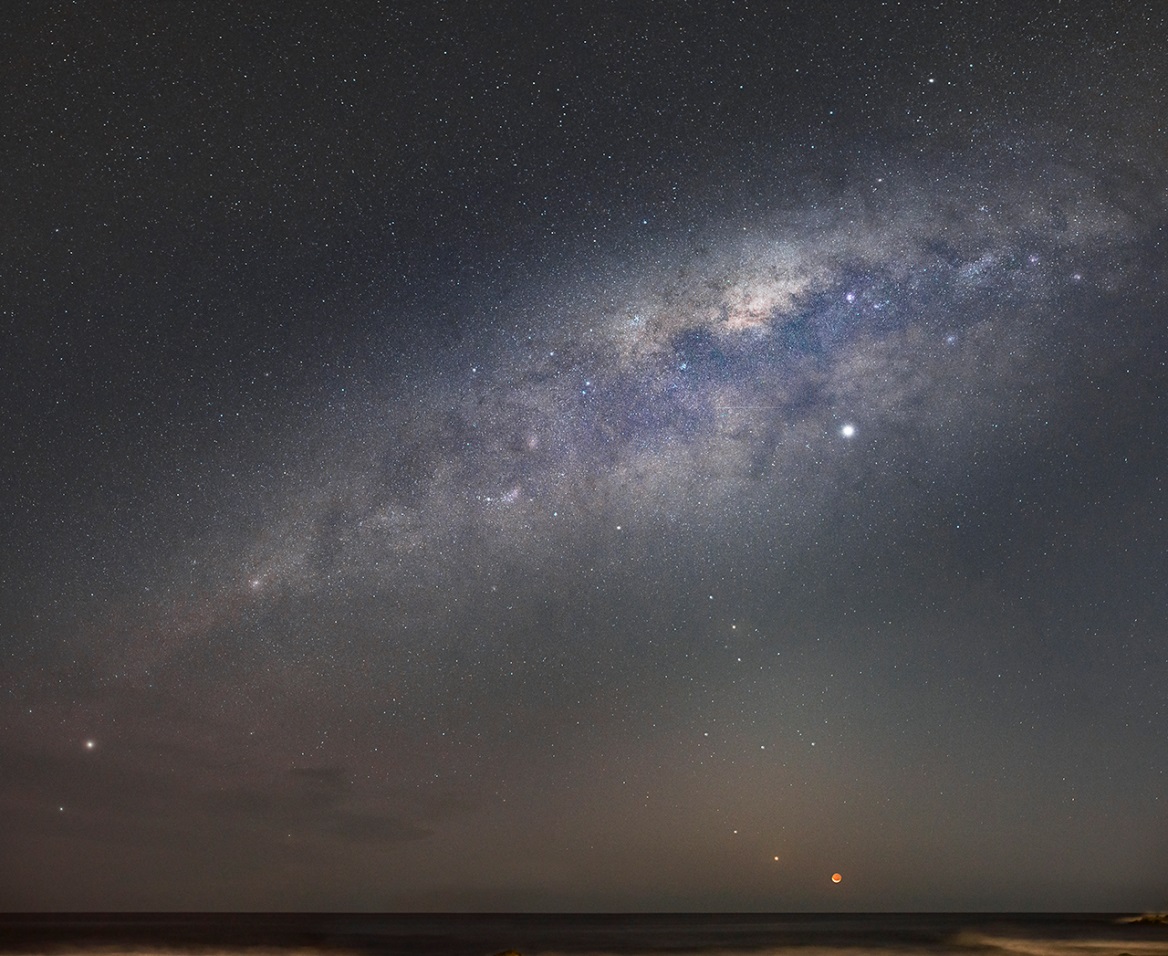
2, 1, 1167, 912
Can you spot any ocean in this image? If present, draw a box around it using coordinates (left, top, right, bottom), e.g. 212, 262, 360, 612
0, 913, 1165, 956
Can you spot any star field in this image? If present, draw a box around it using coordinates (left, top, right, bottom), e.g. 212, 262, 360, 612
1, 1, 1167, 912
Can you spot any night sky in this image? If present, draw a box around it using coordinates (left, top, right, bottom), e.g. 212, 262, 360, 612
2, 1, 1167, 912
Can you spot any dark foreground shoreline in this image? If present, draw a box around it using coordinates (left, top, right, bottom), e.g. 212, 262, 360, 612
0, 912, 1164, 956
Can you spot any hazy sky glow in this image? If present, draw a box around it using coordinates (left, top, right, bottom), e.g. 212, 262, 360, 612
2, 2, 1167, 911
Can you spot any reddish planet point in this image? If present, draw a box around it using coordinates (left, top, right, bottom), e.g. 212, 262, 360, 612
831, 872, 842, 883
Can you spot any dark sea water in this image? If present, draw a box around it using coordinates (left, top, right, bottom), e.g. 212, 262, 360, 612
0, 911, 1163, 956
0, 914, 1165, 956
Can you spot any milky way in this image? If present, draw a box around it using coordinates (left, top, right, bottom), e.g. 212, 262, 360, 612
232, 144, 1161, 607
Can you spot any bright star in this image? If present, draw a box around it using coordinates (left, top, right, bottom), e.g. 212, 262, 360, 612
840, 424, 856, 438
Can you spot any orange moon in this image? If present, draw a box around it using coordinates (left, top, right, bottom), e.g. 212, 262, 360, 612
831, 872, 842, 883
